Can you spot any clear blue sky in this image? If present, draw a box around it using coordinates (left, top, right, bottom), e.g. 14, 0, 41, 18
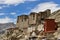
0, 0, 60, 24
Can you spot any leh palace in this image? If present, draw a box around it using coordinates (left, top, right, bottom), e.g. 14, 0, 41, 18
1, 9, 60, 40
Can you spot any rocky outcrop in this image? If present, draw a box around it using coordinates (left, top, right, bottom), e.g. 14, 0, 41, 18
1, 9, 60, 40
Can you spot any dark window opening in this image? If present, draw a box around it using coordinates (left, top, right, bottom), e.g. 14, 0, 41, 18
24, 18, 27, 21
41, 18, 44, 20
55, 28, 57, 30
22, 19, 23, 22
17, 20, 18, 23
33, 15, 35, 20
17, 17, 19, 23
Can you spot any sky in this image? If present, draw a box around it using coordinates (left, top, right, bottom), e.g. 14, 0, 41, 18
0, 0, 60, 24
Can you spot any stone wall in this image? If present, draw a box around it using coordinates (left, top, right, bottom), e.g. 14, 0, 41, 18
16, 9, 51, 29
16, 15, 29, 29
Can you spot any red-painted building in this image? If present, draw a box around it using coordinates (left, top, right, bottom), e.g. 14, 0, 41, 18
44, 19, 57, 33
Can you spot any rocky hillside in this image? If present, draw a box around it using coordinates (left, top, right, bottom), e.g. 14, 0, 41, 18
0, 23, 16, 34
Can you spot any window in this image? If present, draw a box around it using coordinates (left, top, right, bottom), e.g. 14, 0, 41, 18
22, 16, 23, 22
17, 17, 19, 23
22, 19, 23, 22
55, 28, 57, 30
24, 18, 26, 21
41, 18, 44, 20
33, 14, 35, 20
